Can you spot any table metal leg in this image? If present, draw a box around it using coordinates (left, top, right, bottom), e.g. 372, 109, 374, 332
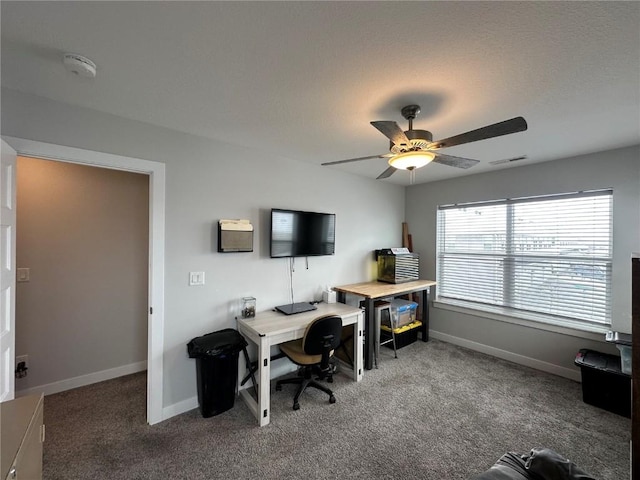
363, 298, 375, 370
421, 287, 430, 342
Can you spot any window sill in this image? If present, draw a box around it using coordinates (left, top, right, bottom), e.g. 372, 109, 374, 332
433, 299, 610, 341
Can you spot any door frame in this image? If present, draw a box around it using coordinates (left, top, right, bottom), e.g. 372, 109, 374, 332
2, 136, 165, 425
0, 140, 17, 402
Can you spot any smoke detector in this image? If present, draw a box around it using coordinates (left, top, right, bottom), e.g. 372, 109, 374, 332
63, 53, 97, 78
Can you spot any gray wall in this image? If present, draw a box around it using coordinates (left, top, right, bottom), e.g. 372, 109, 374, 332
2, 88, 405, 410
406, 145, 640, 377
15, 156, 149, 391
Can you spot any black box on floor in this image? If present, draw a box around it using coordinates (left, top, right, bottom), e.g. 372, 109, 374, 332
574, 349, 631, 418
381, 321, 421, 349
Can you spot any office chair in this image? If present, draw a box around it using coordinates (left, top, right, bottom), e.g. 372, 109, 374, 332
275, 315, 343, 411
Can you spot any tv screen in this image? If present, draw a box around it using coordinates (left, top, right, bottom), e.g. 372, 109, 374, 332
270, 209, 336, 258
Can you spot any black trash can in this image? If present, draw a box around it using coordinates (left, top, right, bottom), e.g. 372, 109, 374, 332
574, 348, 631, 418
187, 328, 248, 418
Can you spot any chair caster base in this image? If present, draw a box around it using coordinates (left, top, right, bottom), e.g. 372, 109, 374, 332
329, 395, 336, 404
293, 402, 300, 411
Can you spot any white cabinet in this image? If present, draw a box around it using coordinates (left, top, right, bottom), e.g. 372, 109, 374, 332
1, 394, 44, 480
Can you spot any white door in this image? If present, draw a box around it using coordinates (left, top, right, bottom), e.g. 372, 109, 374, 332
0, 140, 17, 402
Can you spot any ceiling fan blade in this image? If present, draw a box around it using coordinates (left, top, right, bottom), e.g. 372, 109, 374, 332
432, 153, 480, 169
428, 117, 528, 150
376, 166, 397, 179
370, 121, 411, 148
322, 153, 389, 166
489, 155, 528, 166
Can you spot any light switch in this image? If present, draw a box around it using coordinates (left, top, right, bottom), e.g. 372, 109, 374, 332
189, 271, 205, 286
17, 268, 30, 282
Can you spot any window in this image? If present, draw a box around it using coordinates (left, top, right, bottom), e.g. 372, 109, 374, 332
436, 190, 612, 330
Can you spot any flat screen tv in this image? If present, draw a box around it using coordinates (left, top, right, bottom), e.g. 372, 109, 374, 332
270, 209, 336, 258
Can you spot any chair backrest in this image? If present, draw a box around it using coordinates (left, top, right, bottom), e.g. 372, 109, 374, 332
302, 315, 343, 359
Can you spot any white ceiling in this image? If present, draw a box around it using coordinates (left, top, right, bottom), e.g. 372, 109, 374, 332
2, 1, 639, 186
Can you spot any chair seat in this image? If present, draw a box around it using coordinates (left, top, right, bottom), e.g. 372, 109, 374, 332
280, 339, 334, 366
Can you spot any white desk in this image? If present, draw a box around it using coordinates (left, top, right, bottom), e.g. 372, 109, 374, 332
237, 302, 364, 426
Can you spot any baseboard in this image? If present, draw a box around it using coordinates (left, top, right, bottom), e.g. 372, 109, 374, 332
16, 360, 148, 397
162, 395, 199, 421
430, 331, 581, 382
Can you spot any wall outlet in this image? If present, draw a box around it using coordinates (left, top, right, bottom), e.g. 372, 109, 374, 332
17, 268, 30, 282
15, 355, 28, 379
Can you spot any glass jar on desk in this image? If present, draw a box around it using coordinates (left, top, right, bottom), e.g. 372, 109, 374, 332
241, 297, 256, 318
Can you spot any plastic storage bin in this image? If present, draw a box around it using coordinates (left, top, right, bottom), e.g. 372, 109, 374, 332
187, 328, 248, 418
574, 349, 631, 418
389, 299, 418, 328
381, 321, 422, 349
605, 330, 632, 375
616, 345, 632, 375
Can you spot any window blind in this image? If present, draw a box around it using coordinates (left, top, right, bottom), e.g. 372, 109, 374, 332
436, 190, 612, 328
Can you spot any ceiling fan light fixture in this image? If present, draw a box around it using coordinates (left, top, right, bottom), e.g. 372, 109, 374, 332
388, 151, 435, 170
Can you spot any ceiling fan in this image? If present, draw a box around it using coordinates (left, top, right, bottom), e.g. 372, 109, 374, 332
322, 105, 528, 182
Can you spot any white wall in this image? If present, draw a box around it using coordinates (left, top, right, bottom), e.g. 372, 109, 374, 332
15, 156, 149, 393
406, 145, 640, 377
1, 88, 405, 411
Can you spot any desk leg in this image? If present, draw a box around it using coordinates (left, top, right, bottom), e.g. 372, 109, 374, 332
363, 298, 374, 370
353, 311, 364, 381
421, 287, 430, 342
258, 336, 271, 426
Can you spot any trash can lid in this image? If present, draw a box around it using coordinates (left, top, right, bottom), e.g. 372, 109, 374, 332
187, 328, 248, 358
574, 348, 627, 376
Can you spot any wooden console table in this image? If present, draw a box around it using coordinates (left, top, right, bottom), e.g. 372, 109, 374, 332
333, 279, 436, 370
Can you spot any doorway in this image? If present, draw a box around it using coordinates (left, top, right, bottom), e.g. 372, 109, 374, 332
2, 135, 165, 425
15, 156, 149, 403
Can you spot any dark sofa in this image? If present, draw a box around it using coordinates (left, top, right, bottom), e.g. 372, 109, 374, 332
472, 448, 597, 480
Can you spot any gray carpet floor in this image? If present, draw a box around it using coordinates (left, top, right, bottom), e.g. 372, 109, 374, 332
42, 339, 631, 479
